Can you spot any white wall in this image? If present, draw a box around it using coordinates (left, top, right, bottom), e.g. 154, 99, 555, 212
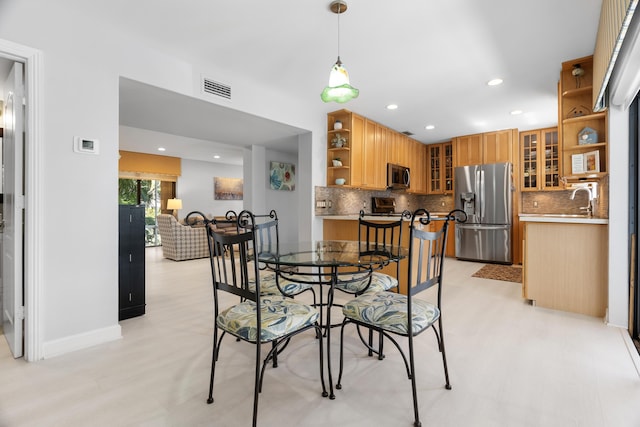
607, 105, 629, 327
0, 1, 325, 358
264, 149, 299, 244
179, 159, 243, 218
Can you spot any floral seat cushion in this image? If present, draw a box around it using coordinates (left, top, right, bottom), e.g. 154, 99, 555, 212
249, 273, 314, 297
217, 295, 319, 342
334, 270, 374, 294
342, 292, 439, 335
366, 272, 398, 292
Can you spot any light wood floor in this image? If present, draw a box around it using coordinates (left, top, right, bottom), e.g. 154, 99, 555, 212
1, 247, 640, 427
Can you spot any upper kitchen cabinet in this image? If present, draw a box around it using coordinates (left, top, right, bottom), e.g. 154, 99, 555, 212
327, 109, 363, 187
520, 127, 562, 191
361, 118, 388, 190
408, 139, 427, 194
327, 109, 421, 191
454, 133, 482, 166
558, 55, 608, 180
427, 141, 454, 195
483, 130, 516, 164
454, 129, 517, 167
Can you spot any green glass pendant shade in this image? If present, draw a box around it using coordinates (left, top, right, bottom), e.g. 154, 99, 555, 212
321, 58, 359, 103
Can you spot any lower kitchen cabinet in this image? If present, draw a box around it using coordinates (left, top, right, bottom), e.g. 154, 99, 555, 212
119, 205, 146, 320
523, 221, 608, 317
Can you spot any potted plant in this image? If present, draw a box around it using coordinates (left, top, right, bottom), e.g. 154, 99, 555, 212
332, 157, 342, 167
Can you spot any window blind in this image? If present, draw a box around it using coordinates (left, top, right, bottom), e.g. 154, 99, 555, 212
593, 0, 638, 111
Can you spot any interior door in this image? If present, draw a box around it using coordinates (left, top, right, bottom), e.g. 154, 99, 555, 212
3, 62, 25, 358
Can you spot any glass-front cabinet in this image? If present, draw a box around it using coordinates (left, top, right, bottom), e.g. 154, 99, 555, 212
427, 141, 454, 195
520, 127, 561, 191
443, 141, 453, 193
428, 144, 442, 193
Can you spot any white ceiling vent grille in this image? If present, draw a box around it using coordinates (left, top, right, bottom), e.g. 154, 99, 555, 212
202, 77, 231, 100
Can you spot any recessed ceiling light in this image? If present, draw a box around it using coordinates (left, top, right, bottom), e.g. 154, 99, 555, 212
487, 78, 503, 86
425, 125, 435, 130
510, 110, 523, 115
213, 155, 220, 159
158, 147, 166, 152
386, 104, 398, 110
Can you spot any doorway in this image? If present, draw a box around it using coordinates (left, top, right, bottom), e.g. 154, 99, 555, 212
0, 57, 25, 358
0, 39, 43, 361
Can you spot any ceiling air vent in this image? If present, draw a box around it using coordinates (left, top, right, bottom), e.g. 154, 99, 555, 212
202, 77, 231, 100
401, 131, 414, 136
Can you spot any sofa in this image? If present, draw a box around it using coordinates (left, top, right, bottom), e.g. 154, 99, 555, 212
157, 214, 209, 261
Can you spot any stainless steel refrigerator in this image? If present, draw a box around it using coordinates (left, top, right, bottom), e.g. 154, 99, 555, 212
455, 162, 513, 264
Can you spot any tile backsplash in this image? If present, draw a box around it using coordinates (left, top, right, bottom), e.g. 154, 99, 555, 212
520, 175, 609, 218
315, 186, 455, 216
316, 173, 609, 218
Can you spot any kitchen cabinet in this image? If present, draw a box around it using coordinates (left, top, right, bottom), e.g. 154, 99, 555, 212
522, 219, 608, 317
558, 55, 608, 180
327, 109, 364, 187
520, 127, 562, 191
454, 129, 516, 167
427, 141, 454, 195
408, 139, 427, 194
362, 118, 387, 190
454, 133, 482, 166
483, 130, 515, 164
119, 205, 146, 320
327, 109, 421, 191
398, 134, 412, 168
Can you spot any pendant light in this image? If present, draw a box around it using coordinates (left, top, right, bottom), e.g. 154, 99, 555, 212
321, 0, 359, 103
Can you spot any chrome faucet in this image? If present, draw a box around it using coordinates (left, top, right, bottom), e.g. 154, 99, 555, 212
570, 187, 594, 216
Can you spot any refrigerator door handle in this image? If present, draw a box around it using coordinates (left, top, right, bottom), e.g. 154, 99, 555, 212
477, 169, 484, 221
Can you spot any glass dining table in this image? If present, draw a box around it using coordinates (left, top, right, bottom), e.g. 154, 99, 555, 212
257, 240, 407, 400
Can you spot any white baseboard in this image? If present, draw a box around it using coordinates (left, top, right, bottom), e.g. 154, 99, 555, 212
42, 325, 122, 359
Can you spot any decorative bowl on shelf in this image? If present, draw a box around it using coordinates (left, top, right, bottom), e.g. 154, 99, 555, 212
335, 178, 346, 185
332, 159, 343, 167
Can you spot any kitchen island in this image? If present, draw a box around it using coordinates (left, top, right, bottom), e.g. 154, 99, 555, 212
520, 214, 609, 318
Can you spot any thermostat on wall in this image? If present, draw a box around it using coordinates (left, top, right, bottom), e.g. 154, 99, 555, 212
73, 136, 99, 154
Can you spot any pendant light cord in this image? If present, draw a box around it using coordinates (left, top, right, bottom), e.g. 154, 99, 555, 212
337, 1, 341, 59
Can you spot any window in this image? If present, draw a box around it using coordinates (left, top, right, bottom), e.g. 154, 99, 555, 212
119, 178, 173, 247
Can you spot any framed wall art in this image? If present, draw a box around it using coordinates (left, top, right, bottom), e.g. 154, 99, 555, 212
270, 161, 296, 191
214, 177, 243, 200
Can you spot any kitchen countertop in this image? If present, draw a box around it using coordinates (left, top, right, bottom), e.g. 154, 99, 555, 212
519, 213, 609, 224
320, 212, 452, 221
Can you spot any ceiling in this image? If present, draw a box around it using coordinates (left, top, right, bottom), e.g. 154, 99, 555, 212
14, 1, 608, 164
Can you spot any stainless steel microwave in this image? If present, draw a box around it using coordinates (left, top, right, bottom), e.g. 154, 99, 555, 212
387, 163, 410, 189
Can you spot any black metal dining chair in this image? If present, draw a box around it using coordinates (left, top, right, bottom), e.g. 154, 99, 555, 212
333, 210, 408, 359
336, 209, 461, 427
205, 209, 326, 427
243, 210, 317, 304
